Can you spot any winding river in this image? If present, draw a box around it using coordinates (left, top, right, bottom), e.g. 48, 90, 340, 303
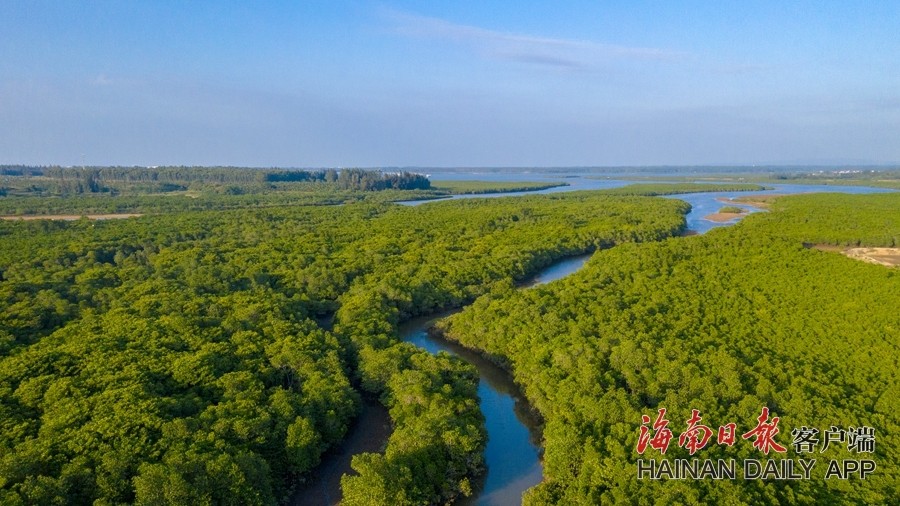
297, 174, 894, 505
399, 254, 592, 506
294, 255, 591, 506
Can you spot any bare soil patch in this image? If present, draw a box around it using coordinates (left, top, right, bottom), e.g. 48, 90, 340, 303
725, 194, 787, 209
704, 211, 745, 223
840, 247, 900, 268
809, 244, 900, 268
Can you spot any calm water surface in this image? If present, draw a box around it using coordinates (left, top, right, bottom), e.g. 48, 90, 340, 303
398, 254, 591, 506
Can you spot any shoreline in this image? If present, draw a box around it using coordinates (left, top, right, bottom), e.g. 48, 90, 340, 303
432, 181, 569, 195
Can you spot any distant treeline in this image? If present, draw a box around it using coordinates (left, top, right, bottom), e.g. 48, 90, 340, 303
1, 166, 431, 192
0, 166, 41, 177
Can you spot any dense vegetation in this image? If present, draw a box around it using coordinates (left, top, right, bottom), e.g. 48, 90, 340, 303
0, 187, 441, 217
1, 166, 430, 195
440, 192, 900, 504
717, 206, 746, 214
0, 171, 584, 218
0, 167, 438, 216
0, 187, 691, 504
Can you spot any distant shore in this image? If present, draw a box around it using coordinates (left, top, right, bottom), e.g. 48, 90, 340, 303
431, 180, 568, 195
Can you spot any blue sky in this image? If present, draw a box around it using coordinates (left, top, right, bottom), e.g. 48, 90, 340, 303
1, 1, 899, 167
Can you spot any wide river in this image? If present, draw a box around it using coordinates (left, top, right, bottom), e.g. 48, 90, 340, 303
297, 173, 893, 505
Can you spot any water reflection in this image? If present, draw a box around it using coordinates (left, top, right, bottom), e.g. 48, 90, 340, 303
400, 314, 544, 505
397, 253, 592, 505
291, 397, 391, 506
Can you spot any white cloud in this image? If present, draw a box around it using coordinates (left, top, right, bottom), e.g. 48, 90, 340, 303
92, 74, 113, 86
384, 10, 686, 69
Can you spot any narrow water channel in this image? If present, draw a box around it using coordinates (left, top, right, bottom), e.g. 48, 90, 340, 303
398, 254, 592, 505
291, 397, 391, 506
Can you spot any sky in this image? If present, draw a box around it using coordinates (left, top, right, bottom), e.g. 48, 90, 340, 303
1, 1, 899, 167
